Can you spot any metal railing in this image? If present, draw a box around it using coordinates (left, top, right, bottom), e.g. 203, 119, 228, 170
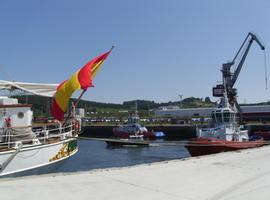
0, 120, 78, 149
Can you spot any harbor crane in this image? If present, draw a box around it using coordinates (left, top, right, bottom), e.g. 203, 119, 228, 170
213, 32, 265, 122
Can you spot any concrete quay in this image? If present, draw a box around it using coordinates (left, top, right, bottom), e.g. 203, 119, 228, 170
1, 146, 270, 200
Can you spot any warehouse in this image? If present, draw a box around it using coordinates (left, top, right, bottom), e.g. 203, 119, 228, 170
154, 105, 270, 122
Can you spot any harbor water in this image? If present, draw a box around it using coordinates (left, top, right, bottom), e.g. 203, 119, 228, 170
52, 139, 190, 174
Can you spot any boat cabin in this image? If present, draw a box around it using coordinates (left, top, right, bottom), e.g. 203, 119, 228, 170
0, 96, 35, 143
197, 105, 249, 142
127, 114, 140, 124
0, 97, 33, 128
211, 107, 237, 128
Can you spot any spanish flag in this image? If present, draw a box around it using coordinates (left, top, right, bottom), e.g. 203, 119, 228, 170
51, 49, 112, 121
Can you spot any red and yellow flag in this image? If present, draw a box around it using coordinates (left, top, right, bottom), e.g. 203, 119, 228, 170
51, 49, 112, 121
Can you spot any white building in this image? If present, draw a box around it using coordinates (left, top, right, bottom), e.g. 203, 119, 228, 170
75, 108, 85, 118
154, 105, 270, 120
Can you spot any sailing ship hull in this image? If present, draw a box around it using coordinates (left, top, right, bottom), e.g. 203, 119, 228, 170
185, 137, 266, 157
0, 137, 78, 177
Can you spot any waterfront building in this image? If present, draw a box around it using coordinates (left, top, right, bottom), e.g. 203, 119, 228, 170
154, 105, 270, 121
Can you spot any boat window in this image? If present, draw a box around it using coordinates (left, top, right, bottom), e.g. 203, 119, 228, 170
231, 113, 235, 121
223, 112, 230, 122
0, 108, 6, 117
17, 112, 24, 119
215, 113, 222, 123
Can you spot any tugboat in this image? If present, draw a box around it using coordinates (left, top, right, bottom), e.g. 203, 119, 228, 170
113, 102, 165, 140
185, 32, 266, 156
185, 96, 266, 156
113, 111, 156, 139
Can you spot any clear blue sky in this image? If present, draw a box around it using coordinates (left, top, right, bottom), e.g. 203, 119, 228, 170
0, 0, 269, 104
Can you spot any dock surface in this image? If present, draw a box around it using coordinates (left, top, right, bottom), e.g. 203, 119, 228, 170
1, 146, 270, 200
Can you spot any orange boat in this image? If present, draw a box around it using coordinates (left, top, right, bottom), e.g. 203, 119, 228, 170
113, 102, 164, 140
185, 99, 267, 156
185, 137, 266, 157
113, 113, 156, 140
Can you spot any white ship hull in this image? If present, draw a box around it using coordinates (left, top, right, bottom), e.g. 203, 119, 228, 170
0, 137, 78, 177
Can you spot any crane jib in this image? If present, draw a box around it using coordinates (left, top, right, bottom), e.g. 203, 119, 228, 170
213, 32, 266, 123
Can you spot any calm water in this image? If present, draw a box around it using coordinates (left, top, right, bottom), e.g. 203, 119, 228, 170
54, 139, 191, 174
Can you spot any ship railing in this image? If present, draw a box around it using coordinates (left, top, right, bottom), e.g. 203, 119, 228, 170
0, 120, 78, 149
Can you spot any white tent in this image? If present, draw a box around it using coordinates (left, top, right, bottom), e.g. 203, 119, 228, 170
0, 80, 58, 97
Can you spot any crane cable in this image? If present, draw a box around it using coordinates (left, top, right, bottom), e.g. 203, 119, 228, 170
264, 50, 268, 90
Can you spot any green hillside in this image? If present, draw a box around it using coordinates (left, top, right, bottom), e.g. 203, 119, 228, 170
14, 95, 270, 121
14, 95, 216, 118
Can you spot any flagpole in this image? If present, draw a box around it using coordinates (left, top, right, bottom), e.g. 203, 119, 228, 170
62, 89, 87, 127
73, 89, 87, 108
110, 45, 115, 52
